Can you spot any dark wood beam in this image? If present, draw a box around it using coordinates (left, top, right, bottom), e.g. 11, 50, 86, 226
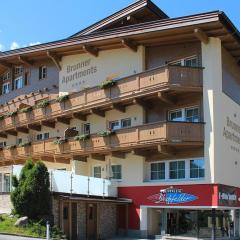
121, 39, 138, 52
41, 120, 56, 128
0, 132, 7, 138
157, 145, 176, 156
133, 98, 147, 108
90, 108, 105, 117
126, 15, 139, 24
131, 149, 147, 157
110, 103, 126, 113
0, 61, 12, 69
18, 56, 33, 67
55, 156, 71, 164
111, 152, 126, 159
5, 130, 17, 136
157, 92, 175, 105
16, 127, 29, 134
72, 155, 88, 162
56, 117, 71, 125
72, 112, 87, 121
82, 45, 98, 57
194, 28, 209, 44
90, 154, 105, 161
47, 51, 61, 70
28, 124, 41, 131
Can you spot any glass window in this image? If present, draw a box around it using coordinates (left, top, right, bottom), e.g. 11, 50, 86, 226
93, 166, 101, 178
185, 57, 198, 67
151, 162, 165, 180
44, 132, 49, 140
37, 133, 49, 141
169, 161, 185, 179
0, 142, 6, 148
37, 134, 43, 141
17, 138, 22, 145
2, 72, 10, 81
39, 66, 47, 80
83, 123, 90, 134
121, 118, 131, 128
111, 165, 122, 180
185, 107, 199, 122
169, 110, 183, 122
109, 120, 120, 130
170, 60, 182, 66
3, 174, 10, 192
2, 83, 10, 94
15, 76, 23, 89
15, 66, 24, 75
190, 159, 205, 178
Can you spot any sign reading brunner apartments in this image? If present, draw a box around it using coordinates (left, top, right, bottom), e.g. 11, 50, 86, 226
59, 47, 145, 94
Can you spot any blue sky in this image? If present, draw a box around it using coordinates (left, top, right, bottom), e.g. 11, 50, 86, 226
0, 0, 239, 51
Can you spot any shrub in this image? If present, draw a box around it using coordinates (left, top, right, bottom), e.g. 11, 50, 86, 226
11, 160, 51, 219
98, 130, 115, 137
19, 106, 32, 113
35, 100, 50, 109
56, 94, 69, 103
74, 133, 90, 141
5, 111, 17, 118
100, 79, 116, 89
53, 138, 67, 145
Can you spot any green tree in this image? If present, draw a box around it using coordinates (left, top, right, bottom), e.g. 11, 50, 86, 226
11, 159, 51, 219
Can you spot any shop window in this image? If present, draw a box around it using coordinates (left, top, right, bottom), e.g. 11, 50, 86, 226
169, 161, 185, 179
83, 123, 90, 134
121, 118, 131, 128
2, 82, 10, 94
39, 66, 47, 80
150, 162, 165, 180
15, 76, 24, 89
190, 159, 205, 178
93, 166, 101, 178
111, 165, 122, 180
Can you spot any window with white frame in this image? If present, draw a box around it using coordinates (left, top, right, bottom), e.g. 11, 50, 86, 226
109, 120, 120, 130
83, 123, 90, 134
2, 83, 10, 94
121, 118, 131, 128
93, 166, 101, 178
190, 159, 205, 178
169, 106, 199, 122
39, 66, 47, 80
36, 132, 49, 141
111, 165, 122, 180
2, 72, 10, 81
150, 162, 165, 180
169, 56, 198, 67
169, 161, 185, 179
15, 66, 24, 75
3, 173, 10, 192
15, 76, 23, 89
0, 142, 6, 148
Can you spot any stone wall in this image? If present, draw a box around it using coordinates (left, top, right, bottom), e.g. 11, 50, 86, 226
78, 202, 86, 240
0, 194, 12, 214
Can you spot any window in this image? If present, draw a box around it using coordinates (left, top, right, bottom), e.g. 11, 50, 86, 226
2, 83, 10, 94
111, 165, 122, 180
109, 120, 120, 130
17, 138, 22, 145
169, 161, 185, 179
15, 76, 23, 89
151, 162, 165, 180
37, 132, 49, 141
121, 118, 131, 128
0, 142, 6, 148
15, 66, 24, 75
169, 109, 183, 122
2, 72, 10, 81
185, 57, 198, 67
39, 66, 47, 80
4, 174, 10, 192
93, 166, 101, 178
185, 107, 199, 123
83, 123, 90, 134
190, 159, 205, 178
169, 107, 199, 123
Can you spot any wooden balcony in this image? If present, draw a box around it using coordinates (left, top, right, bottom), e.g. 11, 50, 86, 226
0, 122, 204, 165
0, 65, 203, 134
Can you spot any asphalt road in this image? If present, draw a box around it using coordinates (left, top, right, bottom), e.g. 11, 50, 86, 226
0, 235, 45, 240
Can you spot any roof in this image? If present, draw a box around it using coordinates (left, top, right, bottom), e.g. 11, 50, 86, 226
70, 0, 169, 37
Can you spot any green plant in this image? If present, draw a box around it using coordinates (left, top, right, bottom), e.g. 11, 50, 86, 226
53, 138, 67, 145
0, 115, 4, 121
35, 100, 50, 109
5, 145, 16, 150
100, 79, 116, 89
19, 106, 32, 113
98, 130, 115, 137
56, 94, 69, 103
5, 111, 17, 118
74, 133, 90, 141
18, 142, 31, 147
10, 160, 51, 219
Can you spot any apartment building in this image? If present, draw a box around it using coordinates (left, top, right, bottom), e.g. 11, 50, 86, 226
0, 0, 240, 239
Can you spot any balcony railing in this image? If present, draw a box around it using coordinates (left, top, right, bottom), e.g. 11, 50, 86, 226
12, 165, 117, 197
0, 121, 204, 160
0, 65, 203, 132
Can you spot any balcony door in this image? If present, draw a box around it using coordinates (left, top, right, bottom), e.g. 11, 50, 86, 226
87, 203, 97, 240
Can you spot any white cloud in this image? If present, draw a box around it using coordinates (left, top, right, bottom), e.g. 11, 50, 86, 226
10, 41, 20, 50
0, 43, 4, 51
29, 42, 41, 46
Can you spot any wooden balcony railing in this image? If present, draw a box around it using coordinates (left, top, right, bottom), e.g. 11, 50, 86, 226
0, 122, 204, 161
0, 65, 203, 133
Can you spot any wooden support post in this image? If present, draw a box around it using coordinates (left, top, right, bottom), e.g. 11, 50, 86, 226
90, 108, 105, 117
47, 51, 62, 70
82, 45, 98, 57
194, 28, 209, 44
121, 39, 138, 52
18, 56, 33, 67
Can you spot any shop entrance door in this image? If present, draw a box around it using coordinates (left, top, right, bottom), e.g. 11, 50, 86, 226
167, 211, 177, 235
87, 203, 97, 240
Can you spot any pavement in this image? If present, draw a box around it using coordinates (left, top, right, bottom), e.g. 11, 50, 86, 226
0, 235, 45, 240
